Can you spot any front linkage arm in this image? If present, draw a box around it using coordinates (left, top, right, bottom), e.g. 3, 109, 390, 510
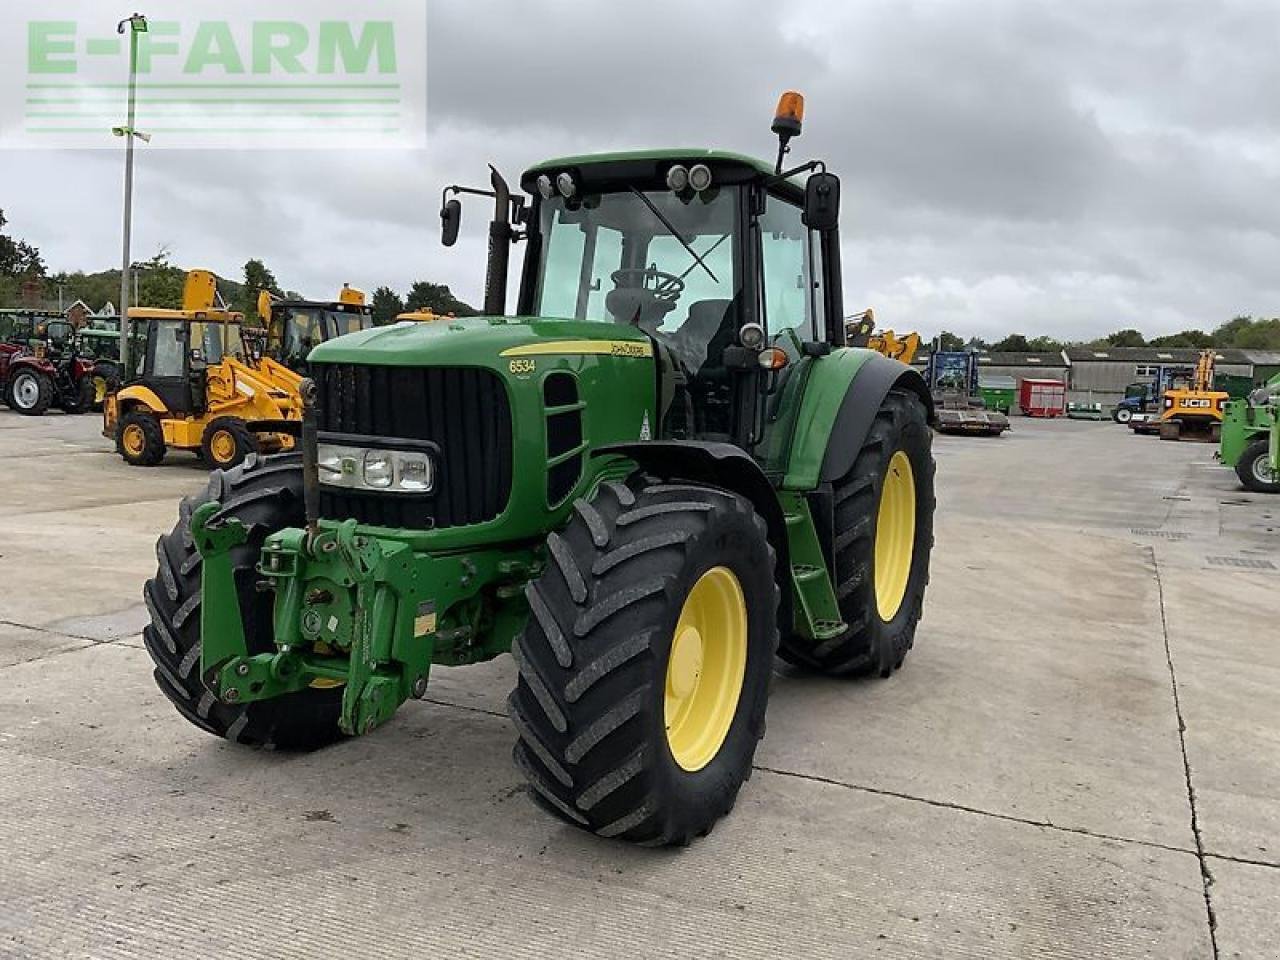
190, 502, 425, 737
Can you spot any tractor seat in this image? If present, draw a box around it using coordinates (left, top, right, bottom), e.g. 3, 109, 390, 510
668, 299, 734, 374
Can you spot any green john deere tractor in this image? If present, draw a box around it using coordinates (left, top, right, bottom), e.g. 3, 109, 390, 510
143, 92, 937, 845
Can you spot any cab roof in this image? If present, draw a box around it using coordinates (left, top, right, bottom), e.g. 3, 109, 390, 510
522, 149, 807, 202
127, 307, 244, 323
275, 299, 372, 314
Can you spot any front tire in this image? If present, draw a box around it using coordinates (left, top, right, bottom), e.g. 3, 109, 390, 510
201, 416, 258, 470
1114, 407, 1133, 424
1237, 436, 1280, 493
511, 480, 779, 845
117, 410, 166, 466
144, 453, 344, 749
8, 369, 53, 416
780, 389, 935, 676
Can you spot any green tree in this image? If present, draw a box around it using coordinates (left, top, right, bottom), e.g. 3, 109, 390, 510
237, 259, 283, 317
1212, 316, 1253, 345
1149, 329, 1213, 349
371, 285, 405, 326
1025, 335, 1065, 352
990, 333, 1030, 353
1105, 328, 1146, 348
935, 331, 965, 351
406, 280, 476, 317
0, 209, 46, 279
1233, 318, 1280, 350
136, 250, 186, 309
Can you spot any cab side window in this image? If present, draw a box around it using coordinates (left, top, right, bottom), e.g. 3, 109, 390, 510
150, 322, 185, 378
759, 194, 824, 344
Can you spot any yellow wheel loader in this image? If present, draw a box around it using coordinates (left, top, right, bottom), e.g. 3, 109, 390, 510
103, 270, 302, 469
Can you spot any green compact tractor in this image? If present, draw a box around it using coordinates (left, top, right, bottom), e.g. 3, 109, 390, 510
1219, 374, 1279, 493
143, 93, 937, 844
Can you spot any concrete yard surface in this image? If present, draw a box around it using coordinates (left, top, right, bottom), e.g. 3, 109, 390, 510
0, 412, 1275, 959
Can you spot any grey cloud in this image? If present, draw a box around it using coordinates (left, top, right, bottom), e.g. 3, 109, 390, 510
2, 0, 1277, 340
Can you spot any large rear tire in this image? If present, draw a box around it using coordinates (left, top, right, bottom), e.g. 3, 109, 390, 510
510, 480, 779, 845
143, 453, 344, 749
779, 389, 935, 676
8, 369, 53, 416
1237, 436, 1280, 493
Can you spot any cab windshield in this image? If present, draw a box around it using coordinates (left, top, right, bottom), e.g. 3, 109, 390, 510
190, 321, 243, 364
280, 308, 373, 364
534, 186, 738, 373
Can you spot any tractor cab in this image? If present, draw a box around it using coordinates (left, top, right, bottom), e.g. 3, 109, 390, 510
121, 306, 248, 416
441, 93, 844, 450
516, 155, 832, 440
258, 285, 375, 372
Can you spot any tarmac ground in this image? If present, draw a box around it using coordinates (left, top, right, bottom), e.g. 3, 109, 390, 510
1, 411, 1276, 959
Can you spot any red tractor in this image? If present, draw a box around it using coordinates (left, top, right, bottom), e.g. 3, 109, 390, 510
0, 312, 96, 416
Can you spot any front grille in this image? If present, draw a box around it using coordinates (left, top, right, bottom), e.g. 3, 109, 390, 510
315, 364, 513, 529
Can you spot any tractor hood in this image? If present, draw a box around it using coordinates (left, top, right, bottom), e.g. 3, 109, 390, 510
306, 316, 654, 368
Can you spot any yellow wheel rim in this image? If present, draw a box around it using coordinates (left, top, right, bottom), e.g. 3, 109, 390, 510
874, 450, 917, 622
122, 424, 146, 456
93, 377, 107, 403
664, 566, 748, 772
209, 430, 237, 464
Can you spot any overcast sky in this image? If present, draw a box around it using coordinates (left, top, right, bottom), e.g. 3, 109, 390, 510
4, 0, 1279, 341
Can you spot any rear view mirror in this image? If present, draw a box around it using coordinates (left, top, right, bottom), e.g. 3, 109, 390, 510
803, 172, 841, 232
441, 198, 462, 247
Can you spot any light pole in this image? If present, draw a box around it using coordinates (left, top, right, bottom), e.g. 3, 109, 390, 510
115, 12, 149, 378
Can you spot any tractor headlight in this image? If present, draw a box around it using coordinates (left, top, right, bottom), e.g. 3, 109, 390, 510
317, 442, 435, 494
363, 450, 394, 488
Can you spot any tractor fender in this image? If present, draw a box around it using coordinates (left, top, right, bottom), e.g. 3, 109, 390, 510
7, 354, 56, 376
819, 354, 933, 484
115, 384, 169, 415
783, 350, 933, 489
595, 440, 792, 629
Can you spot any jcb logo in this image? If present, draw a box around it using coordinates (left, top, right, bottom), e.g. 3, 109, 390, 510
508, 358, 536, 376
1183, 398, 1211, 408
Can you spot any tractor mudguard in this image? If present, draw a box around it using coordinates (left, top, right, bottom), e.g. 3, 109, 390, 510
596, 440, 792, 627
818, 353, 932, 485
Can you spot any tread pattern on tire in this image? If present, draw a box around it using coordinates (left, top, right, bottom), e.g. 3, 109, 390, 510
1237, 435, 1280, 493
780, 389, 935, 677
510, 480, 779, 846
117, 410, 166, 466
143, 452, 343, 750
202, 416, 259, 469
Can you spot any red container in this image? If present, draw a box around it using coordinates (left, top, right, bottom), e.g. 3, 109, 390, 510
1018, 378, 1066, 417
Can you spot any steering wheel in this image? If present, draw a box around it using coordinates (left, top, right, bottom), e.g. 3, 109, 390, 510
611, 267, 685, 303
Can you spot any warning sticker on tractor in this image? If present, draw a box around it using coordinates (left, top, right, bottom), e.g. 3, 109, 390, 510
414, 601, 437, 638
